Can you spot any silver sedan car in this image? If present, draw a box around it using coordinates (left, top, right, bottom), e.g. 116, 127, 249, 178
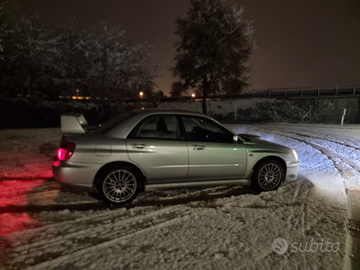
52, 109, 300, 205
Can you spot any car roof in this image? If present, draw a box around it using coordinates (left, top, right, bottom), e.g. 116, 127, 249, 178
132, 109, 207, 117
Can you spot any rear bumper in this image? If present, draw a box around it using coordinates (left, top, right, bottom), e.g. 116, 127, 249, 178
52, 160, 101, 189
286, 161, 300, 181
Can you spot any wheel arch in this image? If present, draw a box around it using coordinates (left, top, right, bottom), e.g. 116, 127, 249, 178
250, 155, 287, 192
253, 156, 287, 175
93, 161, 146, 192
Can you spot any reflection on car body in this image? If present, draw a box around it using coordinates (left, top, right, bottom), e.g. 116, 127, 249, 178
52, 109, 300, 205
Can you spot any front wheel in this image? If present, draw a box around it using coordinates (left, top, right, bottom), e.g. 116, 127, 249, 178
98, 166, 140, 205
251, 160, 284, 192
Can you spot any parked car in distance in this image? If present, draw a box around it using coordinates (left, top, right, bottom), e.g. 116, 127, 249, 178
52, 109, 300, 205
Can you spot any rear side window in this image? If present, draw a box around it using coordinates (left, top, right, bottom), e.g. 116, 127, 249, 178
128, 115, 181, 140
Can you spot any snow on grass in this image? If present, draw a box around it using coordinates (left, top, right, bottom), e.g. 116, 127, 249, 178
0, 128, 62, 178
0, 124, 352, 269
1, 179, 346, 270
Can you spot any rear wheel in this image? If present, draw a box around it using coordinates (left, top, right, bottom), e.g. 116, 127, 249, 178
251, 160, 284, 192
98, 165, 140, 205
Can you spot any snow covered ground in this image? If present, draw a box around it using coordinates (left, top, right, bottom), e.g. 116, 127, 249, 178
0, 123, 358, 269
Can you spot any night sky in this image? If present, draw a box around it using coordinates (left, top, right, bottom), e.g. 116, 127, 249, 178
16, 0, 360, 94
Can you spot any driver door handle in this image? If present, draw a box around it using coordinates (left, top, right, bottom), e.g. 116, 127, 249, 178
134, 143, 146, 149
193, 144, 205, 150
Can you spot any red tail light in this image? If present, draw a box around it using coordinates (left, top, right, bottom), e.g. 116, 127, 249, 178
57, 142, 76, 161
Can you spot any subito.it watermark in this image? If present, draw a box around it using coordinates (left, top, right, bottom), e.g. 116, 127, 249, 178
272, 238, 340, 255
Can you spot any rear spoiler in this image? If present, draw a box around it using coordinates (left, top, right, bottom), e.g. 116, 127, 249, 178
60, 114, 89, 134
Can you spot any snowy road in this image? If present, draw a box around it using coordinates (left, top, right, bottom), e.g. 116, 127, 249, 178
0, 124, 358, 269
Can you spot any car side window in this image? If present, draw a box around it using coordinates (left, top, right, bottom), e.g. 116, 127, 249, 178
129, 115, 181, 140
181, 116, 233, 143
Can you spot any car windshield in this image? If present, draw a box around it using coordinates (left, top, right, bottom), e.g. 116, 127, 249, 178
93, 111, 137, 134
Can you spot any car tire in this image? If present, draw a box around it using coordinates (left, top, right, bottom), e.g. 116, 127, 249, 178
251, 160, 284, 192
98, 165, 140, 205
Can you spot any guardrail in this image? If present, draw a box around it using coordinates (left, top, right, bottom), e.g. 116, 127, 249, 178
56, 85, 360, 103
242, 85, 360, 99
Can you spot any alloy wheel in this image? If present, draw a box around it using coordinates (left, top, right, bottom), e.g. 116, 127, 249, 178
258, 163, 282, 190
102, 169, 137, 203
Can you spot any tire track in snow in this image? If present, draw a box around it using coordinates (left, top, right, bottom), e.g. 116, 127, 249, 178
285, 183, 310, 234
252, 127, 360, 269
286, 201, 308, 235
0, 185, 254, 214
285, 131, 360, 270
2, 205, 191, 270
257, 128, 360, 178
283, 131, 360, 151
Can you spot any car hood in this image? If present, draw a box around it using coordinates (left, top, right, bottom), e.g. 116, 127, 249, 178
238, 133, 291, 154
238, 134, 262, 141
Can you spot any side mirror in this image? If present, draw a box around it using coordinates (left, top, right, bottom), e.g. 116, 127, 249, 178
233, 135, 239, 142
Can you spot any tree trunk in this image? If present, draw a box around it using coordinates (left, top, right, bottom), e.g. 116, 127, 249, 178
202, 76, 207, 114
202, 92, 207, 114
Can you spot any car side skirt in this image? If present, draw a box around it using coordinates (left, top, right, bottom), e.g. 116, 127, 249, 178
145, 179, 250, 191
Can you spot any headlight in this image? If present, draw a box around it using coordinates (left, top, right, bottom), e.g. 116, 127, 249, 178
292, 149, 298, 162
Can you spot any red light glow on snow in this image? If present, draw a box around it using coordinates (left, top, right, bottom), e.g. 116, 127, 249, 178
0, 180, 45, 208
0, 213, 35, 235
0, 180, 59, 236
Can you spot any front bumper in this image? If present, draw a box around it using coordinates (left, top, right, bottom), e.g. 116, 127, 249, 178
286, 161, 300, 181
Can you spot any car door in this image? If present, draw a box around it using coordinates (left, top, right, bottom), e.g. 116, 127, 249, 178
127, 114, 188, 184
180, 115, 246, 181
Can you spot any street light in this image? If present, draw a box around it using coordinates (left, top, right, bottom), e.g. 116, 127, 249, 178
139, 91, 144, 98
191, 93, 195, 98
